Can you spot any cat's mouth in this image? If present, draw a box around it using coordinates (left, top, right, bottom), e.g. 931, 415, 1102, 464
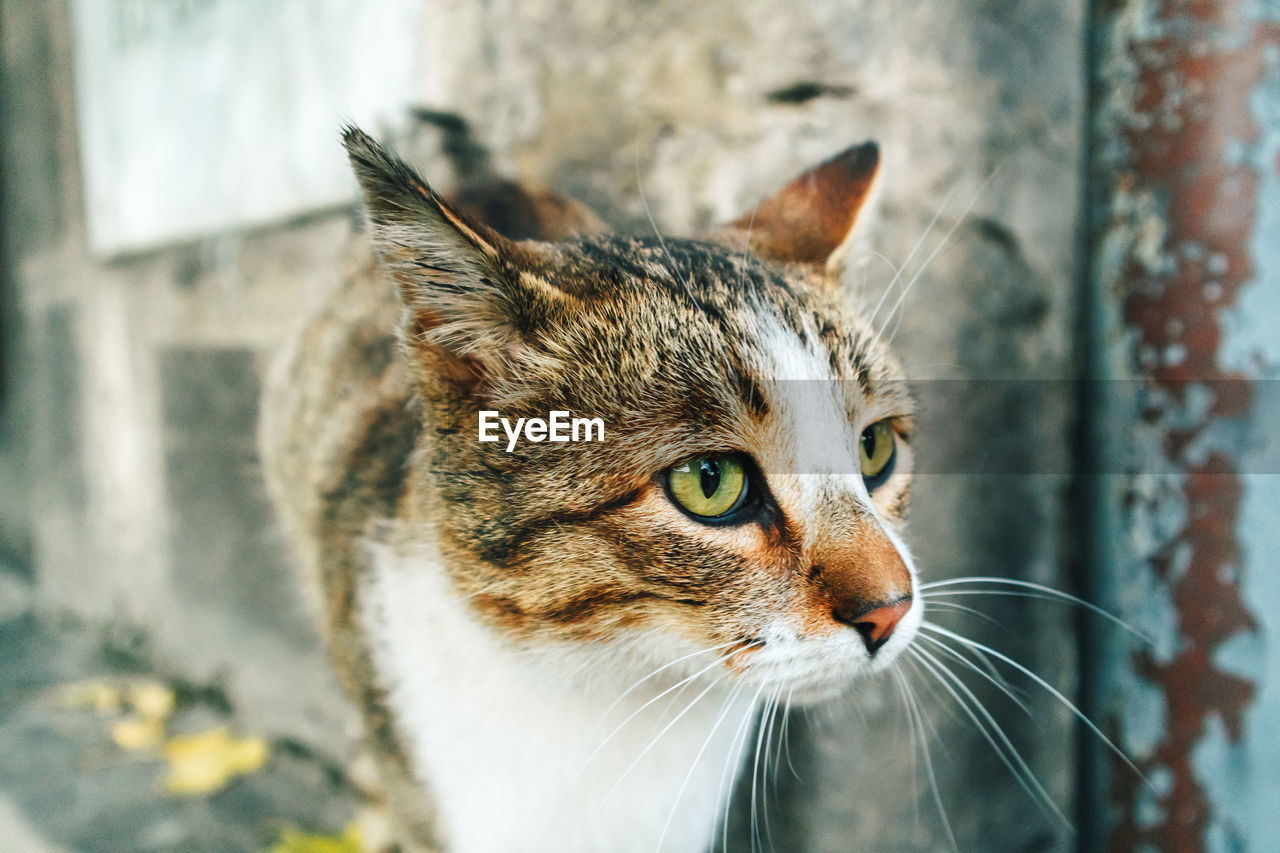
723, 596, 924, 704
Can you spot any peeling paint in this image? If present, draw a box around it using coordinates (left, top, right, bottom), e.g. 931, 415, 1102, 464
1090, 0, 1278, 850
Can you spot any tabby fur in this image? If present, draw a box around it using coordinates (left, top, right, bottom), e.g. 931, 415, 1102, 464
259, 126, 920, 852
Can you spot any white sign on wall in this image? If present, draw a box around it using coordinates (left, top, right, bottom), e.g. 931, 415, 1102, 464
71, 0, 422, 256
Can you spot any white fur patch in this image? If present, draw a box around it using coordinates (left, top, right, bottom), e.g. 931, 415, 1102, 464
358, 535, 759, 853
750, 310, 923, 681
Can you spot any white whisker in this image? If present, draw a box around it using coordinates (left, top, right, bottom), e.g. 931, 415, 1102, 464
632, 144, 697, 305
589, 640, 744, 738
920, 576, 1150, 642
921, 598, 1003, 626
889, 666, 922, 832
751, 686, 783, 853
768, 685, 790, 796
920, 623, 1028, 705
654, 681, 746, 852
884, 168, 999, 343
779, 684, 800, 782
556, 644, 747, 814
909, 645, 1069, 828
895, 662, 958, 852
604, 675, 724, 800
749, 689, 766, 853
719, 680, 767, 853
737, 190, 763, 292
918, 631, 1033, 718
922, 623, 1149, 785
859, 250, 905, 311
868, 185, 958, 333
865, 249, 904, 284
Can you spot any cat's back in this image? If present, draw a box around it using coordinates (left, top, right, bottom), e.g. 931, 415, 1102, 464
258, 234, 417, 620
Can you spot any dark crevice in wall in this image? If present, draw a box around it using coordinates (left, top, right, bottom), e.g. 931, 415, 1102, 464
1, 55, 8, 417
0, 4, 29, 572
765, 82, 855, 105
1072, 3, 1106, 851
0, 0, 86, 577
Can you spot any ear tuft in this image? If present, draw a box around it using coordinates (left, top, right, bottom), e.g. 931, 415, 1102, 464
726, 141, 880, 273
342, 125, 503, 265
341, 125, 530, 390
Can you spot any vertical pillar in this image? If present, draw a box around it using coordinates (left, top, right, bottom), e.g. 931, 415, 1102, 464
1087, 1, 1280, 850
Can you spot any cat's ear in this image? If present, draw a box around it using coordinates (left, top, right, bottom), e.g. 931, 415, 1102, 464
343, 126, 562, 389
720, 142, 880, 277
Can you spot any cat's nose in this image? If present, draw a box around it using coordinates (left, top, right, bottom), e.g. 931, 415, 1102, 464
835, 598, 912, 654
809, 517, 913, 653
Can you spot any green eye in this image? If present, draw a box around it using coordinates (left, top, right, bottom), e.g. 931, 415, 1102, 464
667, 454, 749, 519
860, 420, 896, 485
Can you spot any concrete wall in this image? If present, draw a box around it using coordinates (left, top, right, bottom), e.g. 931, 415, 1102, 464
1, 1, 1088, 849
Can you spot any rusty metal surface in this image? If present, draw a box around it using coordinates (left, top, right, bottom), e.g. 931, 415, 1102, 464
1089, 0, 1280, 850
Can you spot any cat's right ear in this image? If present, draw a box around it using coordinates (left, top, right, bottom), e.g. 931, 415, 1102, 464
718, 142, 881, 280
343, 126, 562, 390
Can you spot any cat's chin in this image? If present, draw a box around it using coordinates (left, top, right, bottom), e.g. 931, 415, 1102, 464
728, 657, 886, 706
765, 660, 899, 705
779, 680, 854, 705
731, 628, 920, 706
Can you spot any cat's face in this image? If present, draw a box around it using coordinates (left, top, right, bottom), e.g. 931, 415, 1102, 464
346, 128, 920, 702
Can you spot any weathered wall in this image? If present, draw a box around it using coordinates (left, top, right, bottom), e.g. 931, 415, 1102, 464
1087, 2, 1280, 851
1, 1, 1089, 849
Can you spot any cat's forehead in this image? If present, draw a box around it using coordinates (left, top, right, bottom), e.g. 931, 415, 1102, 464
545, 234, 773, 300
542, 234, 901, 385
520, 232, 909, 465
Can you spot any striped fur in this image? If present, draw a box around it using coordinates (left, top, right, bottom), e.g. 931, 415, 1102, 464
259, 128, 919, 852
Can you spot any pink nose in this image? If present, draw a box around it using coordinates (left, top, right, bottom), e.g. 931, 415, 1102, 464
849, 599, 911, 654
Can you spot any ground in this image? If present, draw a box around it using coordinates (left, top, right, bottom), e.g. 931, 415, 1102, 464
0, 562, 361, 853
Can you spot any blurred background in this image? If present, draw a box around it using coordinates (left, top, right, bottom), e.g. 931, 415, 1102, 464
1, 1, 1277, 851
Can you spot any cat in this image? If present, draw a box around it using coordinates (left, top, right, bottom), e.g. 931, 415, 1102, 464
259, 125, 921, 852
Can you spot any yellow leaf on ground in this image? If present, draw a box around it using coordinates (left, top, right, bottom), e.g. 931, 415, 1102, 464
267, 823, 362, 853
127, 680, 176, 721
161, 727, 269, 796
110, 715, 165, 752
48, 680, 121, 714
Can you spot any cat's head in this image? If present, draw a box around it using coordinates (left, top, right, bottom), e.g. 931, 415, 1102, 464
345, 127, 919, 701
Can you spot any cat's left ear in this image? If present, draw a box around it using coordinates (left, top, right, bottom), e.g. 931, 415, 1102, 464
719, 142, 880, 278
342, 126, 565, 391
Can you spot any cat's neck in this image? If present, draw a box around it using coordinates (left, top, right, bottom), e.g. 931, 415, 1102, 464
357, 531, 758, 853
